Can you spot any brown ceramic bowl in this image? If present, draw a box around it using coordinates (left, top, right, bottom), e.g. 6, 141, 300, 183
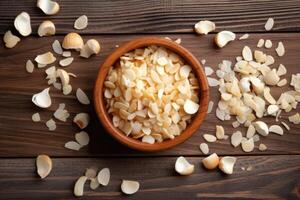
94, 37, 209, 152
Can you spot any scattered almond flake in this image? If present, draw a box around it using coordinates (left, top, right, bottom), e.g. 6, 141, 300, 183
257, 39, 265, 48
3, 30, 20, 48
215, 31, 236, 48
35, 52, 56, 65
264, 18, 274, 31
73, 113, 90, 129
38, 63, 47, 68
68, 72, 77, 78
241, 138, 254, 152
14, 12, 32, 36
290, 74, 300, 92
38, 20, 55, 37
246, 165, 253, 171
183, 99, 199, 114
231, 131, 242, 147
242, 46, 253, 61
267, 104, 279, 115
275, 42, 285, 57
36, 155, 52, 179
204, 66, 214, 76
201, 59, 206, 65
264, 39, 272, 49
37, 0, 60, 15
281, 121, 290, 130
74, 176, 87, 197
32, 88, 52, 108
194, 20, 215, 35
75, 131, 90, 146
25, 59, 34, 73
199, 143, 209, 155
219, 156, 237, 175
269, 125, 284, 135
288, 113, 300, 124
277, 64, 287, 76
32, 112, 41, 122
277, 79, 287, 87
239, 33, 249, 40
62, 51, 71, 57
62, 84, 72, 95
265, 55, 275, 65
52, 40, 63, 54
174, 38, 181, 44
203, 134, 217, 143
74, 15, 88, 30
264, 87, 276, 105
65, 141, 82, 151
207, 101, 214, 113
207, 77, 219, 87
264, 69, 280, 86
46, 118, 56, 131
90, 178, 100, 190
142, 135, 155, 144
246, 124, 256, 139
53, 103, 70, 122
97, 168, 110, 186
276, 109, 282, 122
59, 57, 74, 67
121, 180, 140, 195
202, 153, 219, 170
76, 88, 90, 105
258, 143, 267, 151
215, 125, 225, 139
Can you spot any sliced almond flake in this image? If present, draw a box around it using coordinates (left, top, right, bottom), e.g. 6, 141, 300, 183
241, 138, 254, 152
264, 18, 274, 31
203, 134, 217, 143
97, 168, 110, 186
90, 178, 100, 190
264, 87, 276, 105
258, 143, 267, 151
207, 77, 219, 87
59, 57, 74, 67
216, 108, 225, 121
142, 135, 155, 144
32, 112, 41, 122
199, 143, 209, 155
179, 65, 192, 78
231, 131, 242, 147
183, 99, 199, 114
277, 79, 287, 87
207, 101, 214, 114
76, 88, 90, 105
75, 131, 90, 146
63, 84, 72, 95
46, 118, 56, 131
239, 33, 249, 40
242, 46, 253, 61
52, 40, 63, 54
121, 180, 140, 195
275, 42, 285, 57
204, 66, 214, 76
257, 39, 265, 48
62, 51, 71, 57
35, 52, 56, 65
264, 39, 272, 49
65, 141, 82, 151
265, 55, 275, 66
277, 64, 287, 76
215, 125, 225, 139
53, 103, 70, 122
269, 125, 284, 135
267, 104, 279, 115
74, 15, 88, 30
3, 30, 20, 48
26, 59, 34, 73
253, 134, 260, 142
288, 113, 300, 124
281, 121, 290, 130
246, 124, 256, 138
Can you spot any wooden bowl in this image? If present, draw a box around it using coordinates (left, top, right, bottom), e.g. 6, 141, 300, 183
94, 37, 209, 152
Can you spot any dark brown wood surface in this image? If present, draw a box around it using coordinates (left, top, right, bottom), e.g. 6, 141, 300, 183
0, 0, 299, 199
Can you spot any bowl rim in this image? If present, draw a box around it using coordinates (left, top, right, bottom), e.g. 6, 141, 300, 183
94, 37, 209, 152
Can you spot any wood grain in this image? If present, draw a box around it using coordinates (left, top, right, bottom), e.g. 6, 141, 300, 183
0, 33, 299, 157
0, 156, 299, 200
0, 0, 300, 34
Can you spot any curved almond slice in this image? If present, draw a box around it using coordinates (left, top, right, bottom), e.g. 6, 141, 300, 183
231, 131, 242, 147
199, 143, 209, 155
73, 113, 90, 129
80, 39, 101, 58
52, 40, 63, 54
269, 125, 283, 135
141, 135, 155, 144
202, 153, 219, 170
242, 46, 253, 61
76, 88, 90, 105
74, 15, 88, 30
38, 20, 55, 37
75, 131, 90, 146
215, 31, 236, 48
32, 112, 41, 122
14, 12, 32, 36
121, 180, 140, 195
203, 134, 217, 143
175, 156, 194, 175
36, 155, 52, 179
183, 99, 199, 114
59, 57, 74, 67
194, 20, 215, 35
74, 176, 87, 197
62, 33, 84, 50
3, 30, 20, 48
32, 88, 51, 108
241, 138, 254, 152
97, 168, 110, 186
37, 0, 60, 15
35, 52, 56, 65
219, 156, 237, 175
275, 42, 285, 57
65, 141, 82, 151
265, 18, 274, 31
257, 39, 265, 48
253, 121, 269, 136
26, 59, 34, 73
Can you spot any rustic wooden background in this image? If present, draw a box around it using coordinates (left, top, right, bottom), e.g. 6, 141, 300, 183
0, 0, 299, 199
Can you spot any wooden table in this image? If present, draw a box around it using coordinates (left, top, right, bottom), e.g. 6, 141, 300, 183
0, 1, 299, 199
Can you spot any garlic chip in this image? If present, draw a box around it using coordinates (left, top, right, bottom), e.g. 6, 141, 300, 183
35, 52, 56, 65
75, 131, 90, 146
97, 168, 110, 186
46, 118, 56, 131
231, 131, 242, 147
203, 134, 217, 143
65, 141, 82, 151
36, 155, 52, 179
76, 88, 90, 105
73, 113, 90, 129
38, 20, 55, 37
59, 57, 74, 67
3, 30, 20, 48
219, 156, 237, 174
264, 18, 274, 31
194, 20, 216, 35
74, 15, 88, 30
62, 33, 84, 50
14, 12, 32, 36
80, 39, 101, 58
241, 138, 254, 152
52, 40, 63, 54
202, 153, 219, 170
32, 88, 52, 108
121, 180, 140, 195
175, 156, 194, 175
37, 0, 60, 15
215, 31, 236, 48
253, 121, 269, 136
74, 176, 87, 197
